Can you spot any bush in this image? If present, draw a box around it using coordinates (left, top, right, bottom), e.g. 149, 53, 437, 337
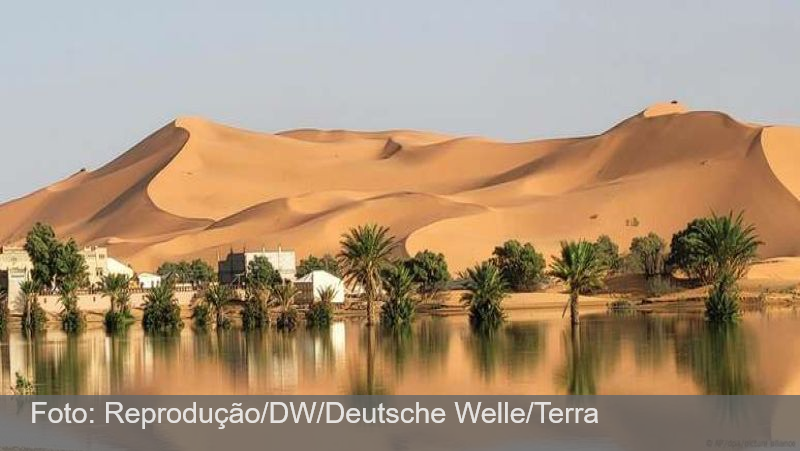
462, 261, 508, 331
276, 308, 298, 331
192, 302, 212, 328
706, 272, 740, 322
306, 301, 333, 328
247, 256, 282, 288
380, 265, 417, 329
104, 310, 134, 333
629, 233, 667, 277
242, 300, 269, 330
142, 283, 183, 333
59, 289, 85, 333
491, 240, 546, 292
403, 250, 450, 302
12, 372, 35, 395
607, 299, 634, 312
157, 259, 216, 286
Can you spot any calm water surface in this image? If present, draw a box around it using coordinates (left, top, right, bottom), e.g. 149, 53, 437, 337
2, 308, 799, 395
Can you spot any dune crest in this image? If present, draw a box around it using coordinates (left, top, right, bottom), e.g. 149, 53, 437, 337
1, 105, 799, 272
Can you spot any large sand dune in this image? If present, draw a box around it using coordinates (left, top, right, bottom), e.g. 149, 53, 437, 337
1, 103, 799, 272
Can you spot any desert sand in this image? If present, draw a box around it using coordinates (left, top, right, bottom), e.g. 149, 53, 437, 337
1, 102, 799, 273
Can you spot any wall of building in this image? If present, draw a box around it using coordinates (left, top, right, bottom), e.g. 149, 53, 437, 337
7, 288, 199, 315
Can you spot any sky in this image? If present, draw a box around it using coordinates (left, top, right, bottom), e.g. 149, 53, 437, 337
1, 0, 799, 201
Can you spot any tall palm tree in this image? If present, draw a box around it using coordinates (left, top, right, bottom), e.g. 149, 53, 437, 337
204, 283, 233, 328
338, 224, 397, 326
461, 261, 508, 330
549, 240, 607, 326
689, 211, 762, 281
100, 274, 130, 314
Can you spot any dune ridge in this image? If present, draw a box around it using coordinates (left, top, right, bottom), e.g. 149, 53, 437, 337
1, 102, 798, 272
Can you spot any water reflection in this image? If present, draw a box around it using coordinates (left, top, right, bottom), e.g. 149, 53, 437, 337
0, 309, 797, 395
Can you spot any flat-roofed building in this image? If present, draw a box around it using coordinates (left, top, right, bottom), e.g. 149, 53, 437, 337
218, 247, 296, 284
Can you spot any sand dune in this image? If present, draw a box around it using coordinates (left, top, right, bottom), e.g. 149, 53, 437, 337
0, 102, 798, 273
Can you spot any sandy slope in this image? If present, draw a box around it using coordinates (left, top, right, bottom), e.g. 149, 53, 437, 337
0, 103, 798, 273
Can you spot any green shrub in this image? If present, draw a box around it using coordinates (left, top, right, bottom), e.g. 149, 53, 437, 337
142, 283, 183, 333
491, 240, 546, 292
59, 289, 85, 333
104, 310, 134, 333
461, 261, 508, 331
276, 308, 298, 331
192, 302, 211, 328
306, 301, 333, 328
12, 372, 35, 395
607, 299, 634, 313
242, 300, 269, 330
296, 254, 341, 278
706, 272, 740, 322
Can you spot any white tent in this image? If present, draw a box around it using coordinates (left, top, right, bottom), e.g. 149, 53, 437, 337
296, 270, 345, 304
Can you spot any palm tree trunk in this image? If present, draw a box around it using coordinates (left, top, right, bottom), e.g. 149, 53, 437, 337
366, 295, 374, 327
569, 292, 580, 325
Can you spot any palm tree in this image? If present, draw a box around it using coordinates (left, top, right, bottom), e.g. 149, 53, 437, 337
689, 211, 762, 281
204, 283, 233, 328
549, 240, 607, 326
272, 281, 300, 330
306, 286, 336, 328
100, 274, 130, 314
461, 261, 508, 330
380, 264, 416, 329
142, 281, 182, 332
338, 224, 397, 326
18, 280, 43, 333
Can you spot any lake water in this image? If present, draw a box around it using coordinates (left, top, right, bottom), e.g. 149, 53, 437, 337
2, 308, 799, 395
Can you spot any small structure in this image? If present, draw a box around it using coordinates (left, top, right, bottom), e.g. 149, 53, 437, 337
137, 272, 162, 289
0, 246, 33, 303
81, 247, 135, 285
296, 270, 345, 304
218, 247, 297, 284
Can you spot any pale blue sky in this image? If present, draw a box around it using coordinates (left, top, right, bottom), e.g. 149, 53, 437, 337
1, 0, 798, 200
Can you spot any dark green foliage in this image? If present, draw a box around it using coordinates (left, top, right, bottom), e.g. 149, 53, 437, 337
242, 300, 269, 330
59, 283, 85, 333
24, 223, 89, 290
19, 280, 46, 333
706, 271, 740, 322
592, 235, 622, 273
157, 259, 216, 286
24, 222, 59, 288
461, 261, 508, 330
246, 256, 282, 288
103, 310, 134, 333
403, 250, 450, 301
380, 265, 416, 329
629, 233, 667, 277
273, 281, 300, 331
305, 286, 335, 328
142, 282, 183, 332
491, 240, 546, 292
671, 212, 761, 283
338, 224, 398, 326
203, 283, 233, 329
296, 254, 341, 278
549, 241, 607, 325
192, 302, 212, 328
276, 308, 298, 331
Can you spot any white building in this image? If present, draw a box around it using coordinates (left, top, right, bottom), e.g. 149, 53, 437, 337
137, 272, 162, 289
218, 247, 297, 284
296, 270, 345, 304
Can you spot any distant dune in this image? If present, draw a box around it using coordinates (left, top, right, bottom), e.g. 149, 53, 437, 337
1, 102, 799, 272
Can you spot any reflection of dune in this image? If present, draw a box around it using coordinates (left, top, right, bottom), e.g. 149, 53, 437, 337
1, 103, 800, 273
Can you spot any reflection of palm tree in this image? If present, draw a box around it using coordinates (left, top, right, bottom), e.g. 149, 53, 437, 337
349, 327, 390, 395
416, 317, 451, 372
33, 334, 89, 394
379, 325, 413, 377
557, 320, 622, 395
560, 326, 597, 395
467, 323, 545, 381
676, 320, 754, 395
